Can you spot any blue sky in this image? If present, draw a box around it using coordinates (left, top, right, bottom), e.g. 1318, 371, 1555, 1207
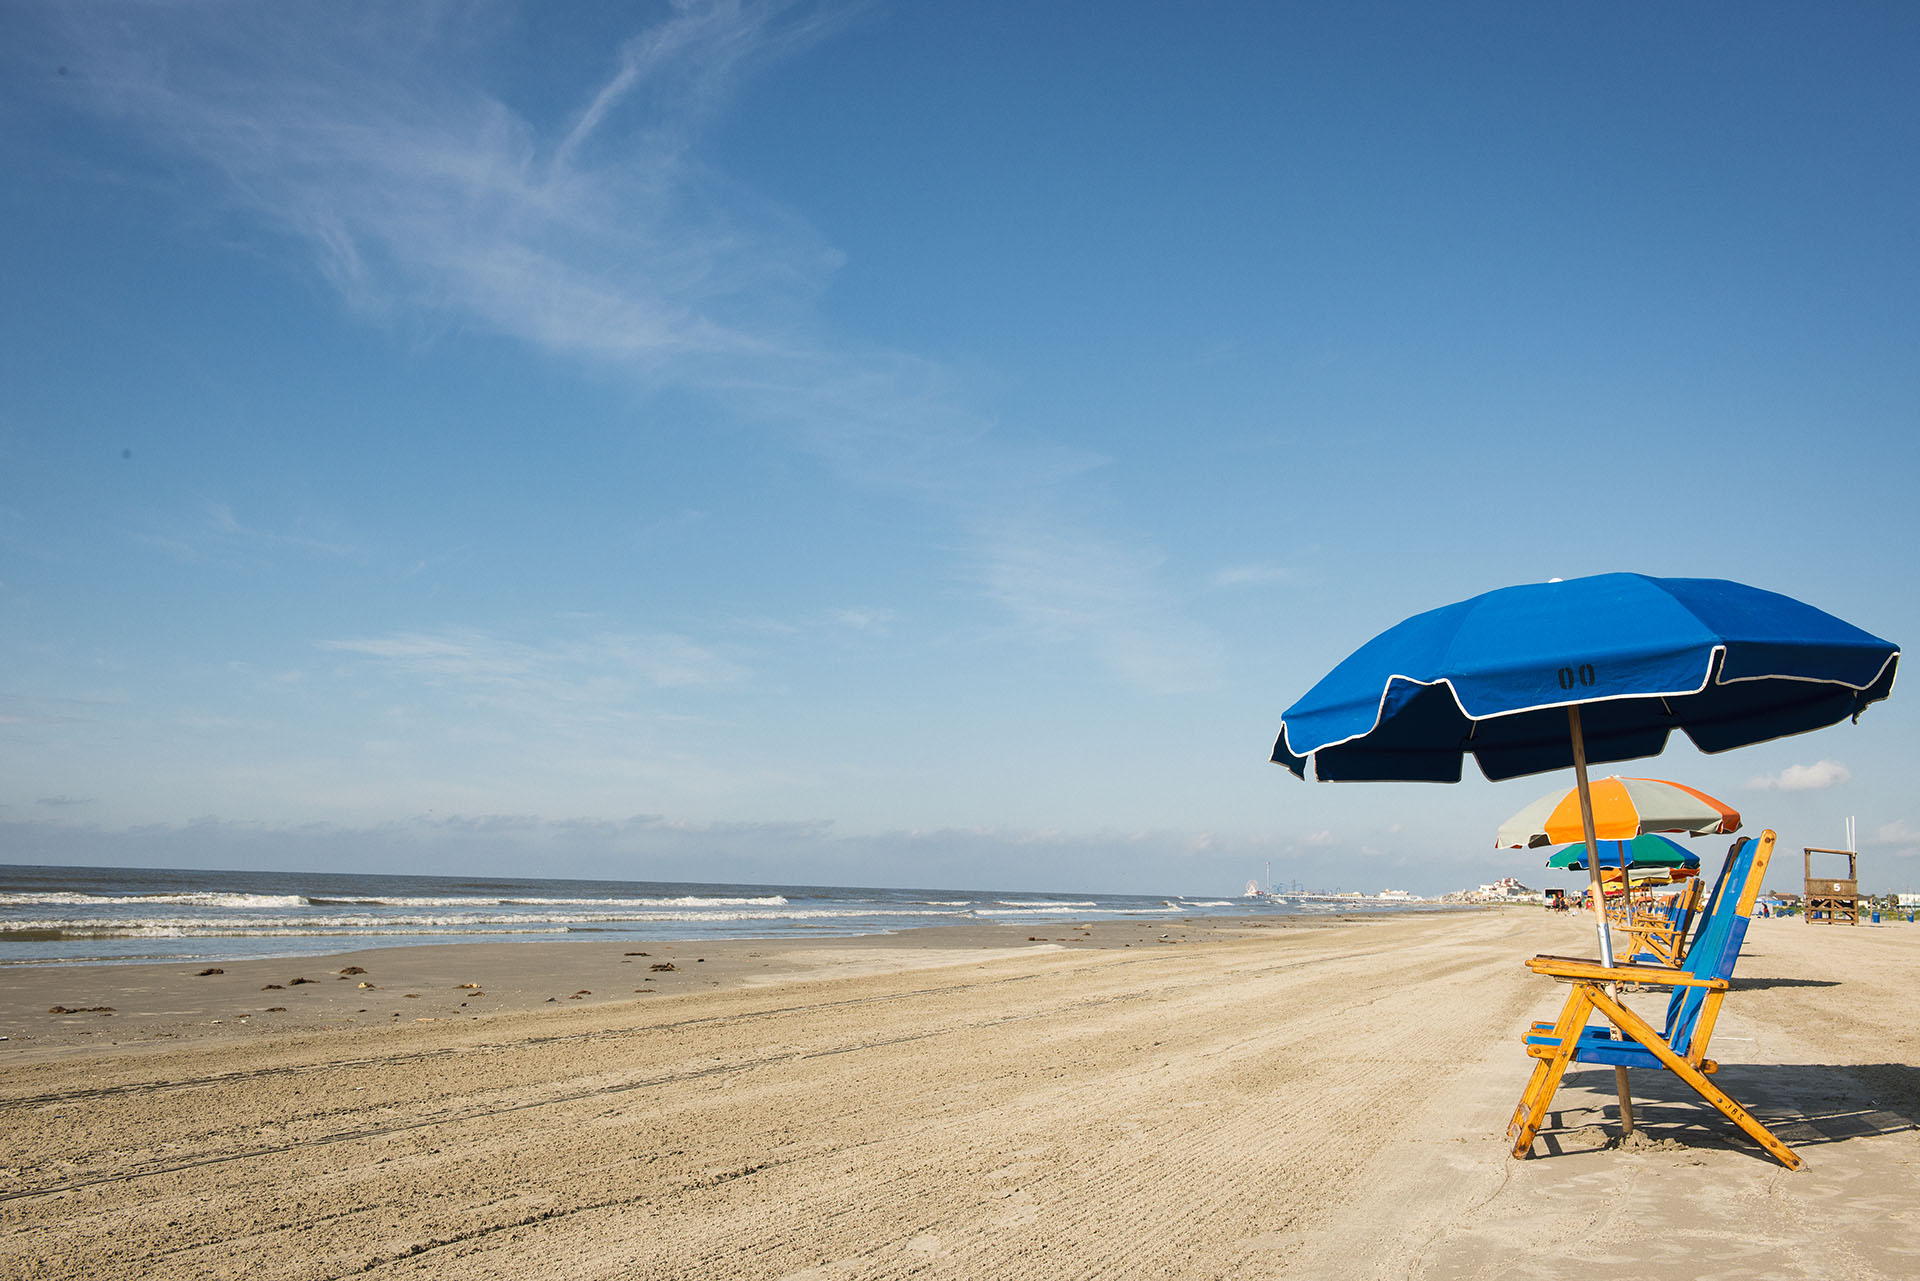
2, 2, 1915, 895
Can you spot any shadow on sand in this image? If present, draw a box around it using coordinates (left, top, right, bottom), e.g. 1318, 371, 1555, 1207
1530, 1061, 1920, 1165
1726, 976, 1842, 991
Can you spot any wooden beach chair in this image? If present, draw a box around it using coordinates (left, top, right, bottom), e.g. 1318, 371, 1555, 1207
1508, 830, 1801, 1169
1623, 877, 1703, 967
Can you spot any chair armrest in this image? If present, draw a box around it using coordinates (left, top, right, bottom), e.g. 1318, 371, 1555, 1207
1525, 954, 1727, 989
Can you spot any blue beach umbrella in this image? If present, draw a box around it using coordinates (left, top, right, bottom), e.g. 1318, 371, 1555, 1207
1272, 574, 1896, 787
1272, 573, 1897, 1140
1271, 573, 1898, 966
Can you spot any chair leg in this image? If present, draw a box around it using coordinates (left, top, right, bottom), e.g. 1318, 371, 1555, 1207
1511, 987, 1595, 1156
1510, 1057, 1555, 1138
1512, 1045, 1579, 1157
1511, 1011, 1585, 1135
1586, 988, 1802, 1170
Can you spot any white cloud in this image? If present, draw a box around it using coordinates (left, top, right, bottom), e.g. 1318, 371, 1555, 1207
1746, 759, 1852, 791
206, 503, 358, 558
88, 5, 835, 369
823, 607, 897, 635
1868, 819, 1920, 847
136, 501, 359, 565
974, 514, 1223, 694
1210, 564, 1297, 588
322, 626, 749, 693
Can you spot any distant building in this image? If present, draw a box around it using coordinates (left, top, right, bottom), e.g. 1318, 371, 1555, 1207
1480, 876, 1536, 900
1444, 876, 1540, 904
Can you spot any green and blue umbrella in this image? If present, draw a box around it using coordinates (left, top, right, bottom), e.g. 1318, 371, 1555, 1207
1546, 832, 1699, 873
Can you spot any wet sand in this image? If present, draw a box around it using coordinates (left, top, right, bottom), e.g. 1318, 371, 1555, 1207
4, 910, 1916, 1279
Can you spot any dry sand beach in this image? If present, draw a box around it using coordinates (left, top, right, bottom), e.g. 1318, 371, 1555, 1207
4, 909, 1917, 1279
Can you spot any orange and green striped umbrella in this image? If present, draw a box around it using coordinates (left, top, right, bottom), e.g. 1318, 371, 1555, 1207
1495, 776, 1740, 849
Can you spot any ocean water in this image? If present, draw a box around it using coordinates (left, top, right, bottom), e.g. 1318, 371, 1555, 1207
0, 864, 1386, 967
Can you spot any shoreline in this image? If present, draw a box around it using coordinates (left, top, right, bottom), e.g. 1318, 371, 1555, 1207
0, 859, 1460, 972
0, 910, 1459, 1061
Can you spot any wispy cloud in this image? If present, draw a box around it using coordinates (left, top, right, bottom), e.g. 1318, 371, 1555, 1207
974, 514, 1222, 693
34, 1, 1220, 693
822, 607, 897, 635
206, 502, 358, 558
1210, 564, 1298, 588
1746, 759, 1852, 791
322, 626, 749, 693
38, 3, 846, 374
292, 624, 764, 809
135, 501, 359, 564
1868, 819, 1920, 848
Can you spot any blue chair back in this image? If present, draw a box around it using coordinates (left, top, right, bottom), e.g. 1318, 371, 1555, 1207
1662, 836, 1758, 1054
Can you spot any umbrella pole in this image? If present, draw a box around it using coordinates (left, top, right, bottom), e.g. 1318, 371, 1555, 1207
1568, 707, 1636, 1137
1567, 707, 1614, 966
1616, 848, 1635, 960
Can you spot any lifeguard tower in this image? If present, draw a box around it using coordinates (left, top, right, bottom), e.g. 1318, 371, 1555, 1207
1804, 845, 1860, 926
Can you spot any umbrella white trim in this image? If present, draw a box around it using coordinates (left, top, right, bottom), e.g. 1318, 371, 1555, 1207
1713, 648, 1899, 693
